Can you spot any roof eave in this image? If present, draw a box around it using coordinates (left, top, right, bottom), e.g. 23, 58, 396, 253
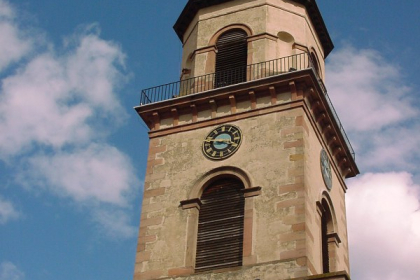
173, 0, 334, 57
173, 0, 234, 42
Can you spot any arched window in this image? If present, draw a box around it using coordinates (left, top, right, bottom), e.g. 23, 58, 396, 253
321, 199, 334, 273
215, 29, 248, 88
195, 177, 245, 272
311, 52, 321, 78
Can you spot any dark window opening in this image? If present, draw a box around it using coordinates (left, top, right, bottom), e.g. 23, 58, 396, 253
311, 52, 320, 77
321, 212, 330, 273
321, 200, 333, 273
215, 29, 248, 88
195, 178, 245, 272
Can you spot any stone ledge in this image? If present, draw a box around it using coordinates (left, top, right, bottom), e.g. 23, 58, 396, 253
155, 259, 309, 280
293, 271, 350, 280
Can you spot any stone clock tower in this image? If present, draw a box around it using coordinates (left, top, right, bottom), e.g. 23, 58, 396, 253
134, 1, 359, 280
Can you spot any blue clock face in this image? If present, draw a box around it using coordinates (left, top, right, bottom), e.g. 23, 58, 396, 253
320, 149, 332, 190
202, 124, 242, 160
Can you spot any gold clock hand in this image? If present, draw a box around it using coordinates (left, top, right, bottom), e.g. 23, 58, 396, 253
205, 139, 232, 143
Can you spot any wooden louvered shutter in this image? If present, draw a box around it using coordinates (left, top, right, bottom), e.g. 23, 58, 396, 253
322, 211, 330, 273
215, 29, 248, 88
195, 178, 245, 272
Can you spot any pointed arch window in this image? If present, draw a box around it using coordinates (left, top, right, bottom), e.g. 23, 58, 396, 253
195, 177, 245, 272
215, 29, 248, 88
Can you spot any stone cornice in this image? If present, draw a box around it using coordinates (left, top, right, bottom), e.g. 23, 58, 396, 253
135, 69, 359, 179
173, 0, 334, 57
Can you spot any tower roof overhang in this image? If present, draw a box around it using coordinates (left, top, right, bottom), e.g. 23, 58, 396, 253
173, 0, 334, 57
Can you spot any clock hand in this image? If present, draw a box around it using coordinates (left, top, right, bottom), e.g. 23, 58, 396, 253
205, 139, 232, 143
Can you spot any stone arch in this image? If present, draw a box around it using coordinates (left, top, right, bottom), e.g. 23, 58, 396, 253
310, 48, 322, 79
189, 166, 253, 199
318, 191, 338, 232
181, 166, 260, 270
317, 191, 341, 273
205, 24, 253, 75
209, 24, 253, 45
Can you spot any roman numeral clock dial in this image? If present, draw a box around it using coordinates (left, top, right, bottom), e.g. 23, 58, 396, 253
202, 124, 243, 160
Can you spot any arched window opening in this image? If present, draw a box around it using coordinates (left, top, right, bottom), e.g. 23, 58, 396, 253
321, 199, 333, 273
195, 177, 245, 272
311, 52, 321, 78
215, 29, 248, 88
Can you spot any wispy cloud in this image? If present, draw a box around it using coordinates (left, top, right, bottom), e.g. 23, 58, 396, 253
327, 46, 417, 132
327, 46, 420, 280
0, 0, 32, 72
327, 46, 420, 172
0, 196, 19, 224
0, 24, 127, 157
20, 144, 137, 205
0, 1, 138, 237
0, 262, 24, 280
93, 206, 138, 239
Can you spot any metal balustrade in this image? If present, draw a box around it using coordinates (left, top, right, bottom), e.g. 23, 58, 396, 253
139, 53, 310, 105
138, 53, 355, 160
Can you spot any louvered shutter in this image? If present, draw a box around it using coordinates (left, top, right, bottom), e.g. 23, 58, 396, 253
195, 178, 245, 272
322, 212, 330, 273
215, 30, 248, 88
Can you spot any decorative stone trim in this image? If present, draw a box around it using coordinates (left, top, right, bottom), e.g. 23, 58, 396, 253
180, 198, 202, 210
249, 90, 256, 109
189, 166, 253, 199
327, 233, 342, 246
229, 95, 237, 114
193, 45, 217, 56
294, 43, 309, 53
247, 32, 278, 42
209, 99, 217, 118
208, 24, 253, 45
269, 86, 277, 104
241, 186, 262, 198
152, 112, 160, 130
171, 108, 179, 126
292, 271, 351, 280
137, 70, 358, 178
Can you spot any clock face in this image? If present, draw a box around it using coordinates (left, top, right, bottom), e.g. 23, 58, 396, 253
320, 149, 332, 190
202, 124, 242, 160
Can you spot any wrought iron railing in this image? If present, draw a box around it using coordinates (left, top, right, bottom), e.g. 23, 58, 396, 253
139, 53, 310, 105
138, 53, 355, 160
322, 84, 355, 159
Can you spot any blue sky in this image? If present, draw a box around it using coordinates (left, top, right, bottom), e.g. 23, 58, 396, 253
0, 1, 419, 280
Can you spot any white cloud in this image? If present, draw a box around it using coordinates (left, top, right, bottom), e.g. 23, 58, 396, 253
0, 27, 127, 157
22, 144, 137, 206
0, 196, 19, 224
65, 26, 127, 115
0, 53, 92, 156
327, 46, 417, 132
0, 262, 24, 280
327, 45, 420, 279
0, 0, 138, 238
326, 46, 420, 172
0, 0, 32, 72
347, 172, 420, 280
358, 124, 420, 171
93, 207, 137, 239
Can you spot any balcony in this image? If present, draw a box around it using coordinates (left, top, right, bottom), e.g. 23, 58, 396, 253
138, 53, 355, 160
140, 53, 321, 105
